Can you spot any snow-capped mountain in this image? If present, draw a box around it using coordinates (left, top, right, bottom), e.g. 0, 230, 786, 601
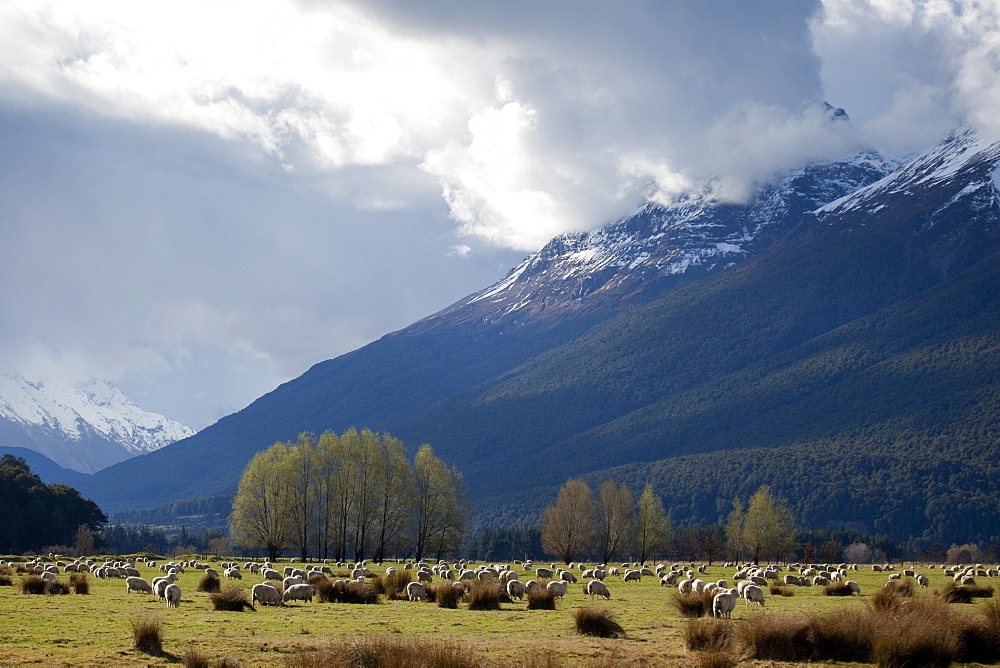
417, 150, 900, 331
0, 372, 194, 474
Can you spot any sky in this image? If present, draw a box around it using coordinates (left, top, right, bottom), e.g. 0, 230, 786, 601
2, 0, 1000, 430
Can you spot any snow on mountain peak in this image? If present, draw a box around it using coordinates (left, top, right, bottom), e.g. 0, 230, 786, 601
0, 371, 194, 472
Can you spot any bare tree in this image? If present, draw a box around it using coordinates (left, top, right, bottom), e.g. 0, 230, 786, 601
541, 479, 596, 564
595, 480, 634, 564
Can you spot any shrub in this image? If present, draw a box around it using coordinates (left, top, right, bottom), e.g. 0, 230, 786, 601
209, 585, 256, 612
808, 609, 872, 663
525, 587, 556, 610
671, 591, 714, 618
197, 573, 221, 593
69, 573, 89, 594
881, 579, 915, 597
0, 575, 11, 587
868, 585, 909, 613
436, 583, 461, 609
739, 614, 814, 662
20, 575, 47, 595
574, 607, 626, 639
769, 584, 794, 597
44, 579, 70, 595
823, 581, 854, 596
328, 579, 380, 604
130, 614, 164, 655
0, 564, 10, 576
466, 580, 502, 611
684, 617, 735, 652
287, 635, 481, 668
381, 570, 413, 601
314, 579, 335, 602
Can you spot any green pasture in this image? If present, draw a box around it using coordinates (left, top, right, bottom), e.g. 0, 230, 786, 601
0, 558, 996, 666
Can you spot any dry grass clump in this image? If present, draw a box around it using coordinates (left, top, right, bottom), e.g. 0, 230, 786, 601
197, 573, 221, 593
327, 579, 380, 604
525, 586, 557, 610
940, 582, 993, 603
379, 570, 413, 601
182, 649, 242, 667
881, 579, 915, 597
739, 613, 814, 662
0, 564, 11, 576
20, 574, 47, 595
823, 581, 855, 596
684, 617, 735, 653
768, 583, 795, 597
670, 590, 715, 618
0, 575, 11, 587
436, 582, 461, 609
466, 579, 502, 611
44, 579, 71, 595
574, 607, 627, 639
69, 573, 89, 594
285, 635, 481, 668
694, 652, 738, 668
130, 614, 164, 655
208, 585, 256, 612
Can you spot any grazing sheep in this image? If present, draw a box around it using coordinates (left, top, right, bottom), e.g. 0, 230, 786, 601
524, 580, 541, 594
678, 579, 694, 595
585, 579, 611, 600
506, 579, 526, 600
262, 568, 282, 581
282, 576, 302, 591
559, 569, 577, 583
535, 568, 553, 579
417, 570, 433, 583
813, 576, 831, 586
282, 583, 315, 604
252, 583, 284, 607
125, 577, 153, 594
916, 574, 929, 588
164, 583, 181, 608
846, 581, 861, 595
546, 580, 567, 598
623, 569, 641, 582
713, 589, 738, 618
225, 567, 242, 580
743, 584, 765, 607
406, 582, 428, 602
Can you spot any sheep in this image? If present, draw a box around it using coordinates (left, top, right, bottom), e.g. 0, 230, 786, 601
524, 580, 541, 594
282, 576, 302, 591
783, 574, 800, 586
713, 588, 738, 618
506, 579, 526, 600
225, 567, 242, 580
262, 568, 282, 581
743, 584, 765, 607
535, 568, 553, 579
916, 574, 929, 588
417, 570, 434, 583
546, 580, 568, 598
406, 582, 428, 602
282, 583, 315, 604
585, 579, 611, 600
164, 583, 181, 608
252, 583, 284, 607
846, 580, 861, 595
385, 567, 396, 578
125, 577, 153, 594
678, 579, 694, 595
812, 576, 831, 586
623, 569, 641, 582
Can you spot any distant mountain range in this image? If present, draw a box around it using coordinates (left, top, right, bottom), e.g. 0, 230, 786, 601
75, 127, 1000, 545
0, 373, 194, 473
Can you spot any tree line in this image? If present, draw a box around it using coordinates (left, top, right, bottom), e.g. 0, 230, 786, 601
0, 455, 106, 555
228, 429, 468, 563
540, 479, 797, 565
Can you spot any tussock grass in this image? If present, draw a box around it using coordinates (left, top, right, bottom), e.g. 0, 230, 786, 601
20, 575, 47, 595
940, 582, 993, 603
739, 613, 814, 662
573, 607, 626, 639
670, 590, 714, 618
694, 652, 737, 668
684, 617, 734, 652
0, 575, 12, 586
183, 650, 242, 668
130, 614, 164, 655
44, 579, 70, 595
525, 587, 556, 610
436, 583, 461, 609
823, 581, 855, 596
69, 573, 89, 594
328, 580, 380, 605
197, 573, 221, 593
769, 583, 794, 596
0, 564, 11, 576
379, 570, 413, 601
209, 585, 256, 612
466, 579, 503, 611
285, 635, 481, 667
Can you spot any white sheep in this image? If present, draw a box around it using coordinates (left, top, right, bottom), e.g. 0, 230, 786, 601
252, 583, 284, 607
506, 579, 526, 600
585, 579, 611, 600
406, 581, 427, 602
535, 567, 553, 579
125, 577, 152, 594
164, 583, 181, 608
623, 569, 641, 582
282, 583, 315, 604
282, 576, 302, 590
262, 568, 282, 581
713, 588, 738, 618
743, 584, 765, 607
546, 580, 567, 598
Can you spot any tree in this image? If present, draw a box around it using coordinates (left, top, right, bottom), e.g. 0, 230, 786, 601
699, 525, 725, 565
413, 444, 467, 562
724, 498, 746, 563
541, 479, 596, 564
634, 484, 672, 563
283, 433, 317, 561
595, 480, 635, 564
818, 540, 842, 564
742, 485, 797, 563
372, 433, 413, 562
229, 443, 292, 562
73, 525, 96, 557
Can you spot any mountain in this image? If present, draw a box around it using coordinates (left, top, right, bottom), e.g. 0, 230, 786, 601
0, 373, 194, 473
78, 128, 1000, 544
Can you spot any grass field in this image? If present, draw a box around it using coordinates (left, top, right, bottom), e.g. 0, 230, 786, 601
0, 558, 996, 666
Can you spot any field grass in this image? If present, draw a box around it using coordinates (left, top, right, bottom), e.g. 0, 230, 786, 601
0, 558, 996, 666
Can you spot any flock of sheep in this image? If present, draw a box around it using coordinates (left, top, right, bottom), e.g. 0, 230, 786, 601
15, 553, 1000, 618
